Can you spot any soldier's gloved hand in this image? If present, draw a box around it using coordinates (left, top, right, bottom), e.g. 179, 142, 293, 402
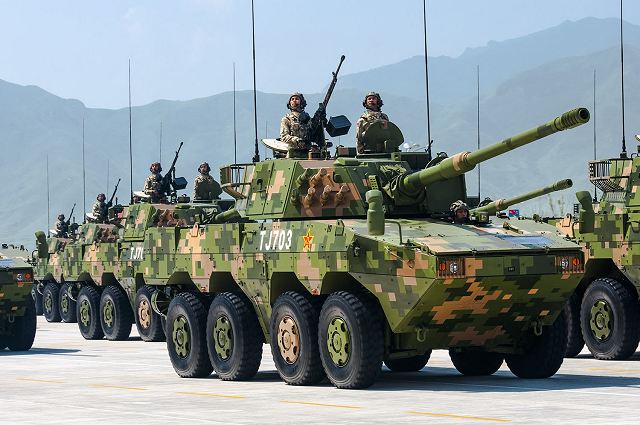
317, 103, 326, 120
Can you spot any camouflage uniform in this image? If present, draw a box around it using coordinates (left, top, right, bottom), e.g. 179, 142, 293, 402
54, 216, 68, 238
144, 172, 163, 202
193, 162, 222, 201
280, 92, 320, 158
91, 200, 108, 223
356, 92, 389, 154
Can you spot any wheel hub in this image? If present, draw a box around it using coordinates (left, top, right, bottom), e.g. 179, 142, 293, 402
61, 292, 69, 314
213, 315, 233, 360
79, 299, 91, 326
172, 316, 190, 358
44, 292, 52, 313
327, 317, 350, 367
590, 299, 612, 341
277, 315, 300, 364
138, 299, 151, 329
103, 299, 115, 327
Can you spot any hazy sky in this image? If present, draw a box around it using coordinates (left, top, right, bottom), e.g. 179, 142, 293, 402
1, 0, 638, 108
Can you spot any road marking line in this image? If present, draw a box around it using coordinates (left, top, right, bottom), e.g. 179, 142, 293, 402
91, 384, 146, 391
587, 368, 640, 373
407, 411, 511, 422
176, 391, 245, 399
280, 400, 361, 409
17, 378, 64, 384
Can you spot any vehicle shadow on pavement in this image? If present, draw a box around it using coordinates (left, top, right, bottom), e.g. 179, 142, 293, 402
574, 351, 640, 361
367, 367, 640, 392
0, 347, 80, 356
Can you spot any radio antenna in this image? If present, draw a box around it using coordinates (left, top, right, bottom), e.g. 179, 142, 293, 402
233, 62, 238, 164
159, 121, 163, 163
128, 59, 134, 203
476, 65, 481, 203
422, 0, 432, 158
251, 0, 260, 163
82, 118, 86, 219
619, 0, 627, 158
593, 69, 598, 203
46, 154, 50, 232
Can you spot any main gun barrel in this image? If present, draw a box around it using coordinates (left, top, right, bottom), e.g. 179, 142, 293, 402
401, 108, 589, 193
471, 179, 573, 215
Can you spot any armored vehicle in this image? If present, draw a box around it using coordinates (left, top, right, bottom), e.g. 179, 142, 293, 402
556, 141, 640, 360
151, 107, 588, 389
0, 243, 37, 351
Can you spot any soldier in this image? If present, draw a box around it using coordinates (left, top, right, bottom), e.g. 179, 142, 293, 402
280, 92, 324, 158
450, 200, 470, 224
54, 214, 69, 238
91, 193, 108, 223
356, 91, 390, 154
144, 162, 164, 202
193, 162, 222, 201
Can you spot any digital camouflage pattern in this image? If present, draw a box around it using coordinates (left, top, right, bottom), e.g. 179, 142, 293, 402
279, 110, 314, 151
555, 154, 640, 360
33, 107, 590, 387
356, 110, 390, 154
193, 174, 222, 201
0, 244, 36, 350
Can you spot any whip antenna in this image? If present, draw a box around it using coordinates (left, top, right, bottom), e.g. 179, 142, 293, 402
619, 0, 627, 158
251, 0, 260, 163
129, 59, 134, 203
422, 0, 432, 158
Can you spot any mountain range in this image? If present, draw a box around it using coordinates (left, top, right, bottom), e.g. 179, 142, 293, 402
1, 17, 639, 248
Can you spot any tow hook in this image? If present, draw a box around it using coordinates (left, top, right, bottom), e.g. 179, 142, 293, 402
532, 320, 543, 336
415, 326, 427, 343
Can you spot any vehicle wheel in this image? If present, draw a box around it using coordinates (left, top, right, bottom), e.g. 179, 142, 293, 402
384, 350, 432, 372
100, 286, 133, 341
134, 285, 166, 342
506, 312, 567, 378
318, 291, 384, 389
580, 278, 640, 360
269, 292, 324, 385
77, 286, 104, 340
449, 348, 503, 376
206, 292, 263, 381
59, 282, 78, 323
564, 291, 584, 357
166, 292, 213, 378
42, 282, 61, 322
32, 284, 44, 316
6, 296, 37, 351
0, 336, 6, 350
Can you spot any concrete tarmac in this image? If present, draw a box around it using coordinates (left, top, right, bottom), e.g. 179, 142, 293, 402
1, 317, 639, 424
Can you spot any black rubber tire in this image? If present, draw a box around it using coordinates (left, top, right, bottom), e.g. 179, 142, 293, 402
580, 278, 640, 360
134, 285, 166, 342
42, 282, 61, 322
506, 312, 567, 379
384, 350, 432, 372
32, 284, 44, 316
318, 291, 384, 389
100, 286, 133, 341
564, 291, 585, 357
206, 292, 263, 381
77, 286, 104, 340
449, 349, 504, 376
0, 337, 6, 350
166, 292, 213, 378
269, 292, 325, 385
59, 282, 78, 323
6, 296, 37, 351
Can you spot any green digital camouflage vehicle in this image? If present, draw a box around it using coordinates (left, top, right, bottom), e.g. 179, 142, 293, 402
0, 243, 37, 351
150, 107, 588, 389
33, 146, 234, 343
556, 140, 640, 360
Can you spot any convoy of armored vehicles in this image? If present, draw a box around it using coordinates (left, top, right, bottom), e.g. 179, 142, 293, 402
30, 106, 594, 388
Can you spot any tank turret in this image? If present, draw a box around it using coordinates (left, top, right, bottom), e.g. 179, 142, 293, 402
220, 108, 589, 221
471, 179, 573, 216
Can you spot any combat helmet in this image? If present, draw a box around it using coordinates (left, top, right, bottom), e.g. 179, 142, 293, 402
450, 200, 469, 213
286, 92, 307, 110
362, 91, 384, 109
198, 162, 211, 173
150, 162, 162, 173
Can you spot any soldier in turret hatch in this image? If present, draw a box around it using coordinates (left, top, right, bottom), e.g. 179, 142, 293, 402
356, 91, 390, 154
55, 214, 69, 237
280, 92, 325, 158
193, 162, 222, 201
144, 162, 164, 202
450, 200, 470, 224
91, 193, 108, 223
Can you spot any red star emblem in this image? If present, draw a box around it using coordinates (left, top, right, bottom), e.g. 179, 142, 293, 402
303, 228, 314, 251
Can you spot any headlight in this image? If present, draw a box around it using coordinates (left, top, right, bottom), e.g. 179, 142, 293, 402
437, 257, 465, 278
556, 254, 583, 273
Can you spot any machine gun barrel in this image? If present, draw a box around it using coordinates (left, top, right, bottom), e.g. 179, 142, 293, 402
321, 55, 345, 109
161, 141, 184, 193
108, 178, 121, 205
471, 179, 573, 215
400, 108, 590, 194
66, 203, 76, 225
